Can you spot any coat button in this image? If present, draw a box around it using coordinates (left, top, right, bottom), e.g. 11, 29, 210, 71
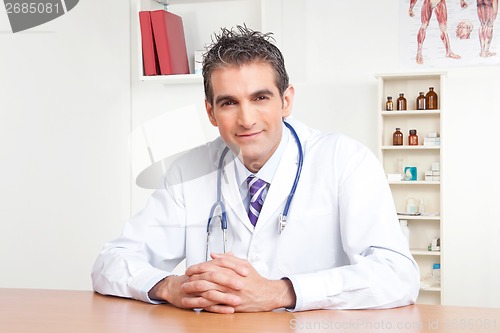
249, 255, 259, 263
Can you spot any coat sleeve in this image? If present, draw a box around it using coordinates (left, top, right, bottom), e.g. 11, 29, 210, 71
286, 141, 420, 311
91, 182, 186, 303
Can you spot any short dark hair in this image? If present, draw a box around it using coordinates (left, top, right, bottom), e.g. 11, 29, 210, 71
202, 25, 289, 105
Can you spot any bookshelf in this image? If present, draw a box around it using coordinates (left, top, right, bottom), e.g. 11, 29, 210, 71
376, 72, 446, 305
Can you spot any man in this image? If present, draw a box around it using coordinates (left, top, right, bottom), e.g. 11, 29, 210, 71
92, 26, 419, 313
409, 0, 468, 64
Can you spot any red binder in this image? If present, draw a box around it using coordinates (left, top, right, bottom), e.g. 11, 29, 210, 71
138, 11, 159, 76
150, 10, 189, 75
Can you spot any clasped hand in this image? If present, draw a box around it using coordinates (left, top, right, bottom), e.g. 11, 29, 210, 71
149, 253, 295, 314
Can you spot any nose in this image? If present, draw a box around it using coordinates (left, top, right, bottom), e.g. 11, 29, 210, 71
237, 101, 257, 129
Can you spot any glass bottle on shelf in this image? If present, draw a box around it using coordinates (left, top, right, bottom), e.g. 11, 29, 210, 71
396, 93, 407, 110
416, 92, 426, 110
408, 129, 419, 145
393, 128, 403, 145
419, 198, 425, 213
432, 263, 441, 286
397, 158, 404, 176
385, 96, 393, 111
426, 87, 438, 109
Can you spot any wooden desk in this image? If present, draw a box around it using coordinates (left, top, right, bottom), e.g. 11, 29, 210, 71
1, 289, 498, 333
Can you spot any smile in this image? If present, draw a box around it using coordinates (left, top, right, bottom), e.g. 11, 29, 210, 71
237, 131, 263, 139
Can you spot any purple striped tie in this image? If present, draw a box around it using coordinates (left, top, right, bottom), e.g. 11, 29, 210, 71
246, 176, 268, 226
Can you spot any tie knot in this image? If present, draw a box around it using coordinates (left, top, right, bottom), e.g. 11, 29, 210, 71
247, 176, 267, 197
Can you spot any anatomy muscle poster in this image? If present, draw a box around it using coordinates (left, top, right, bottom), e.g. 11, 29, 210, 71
401, 0, 500, 67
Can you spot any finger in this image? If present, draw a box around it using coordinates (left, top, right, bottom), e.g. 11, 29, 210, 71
181, 295, 217, 309
211, 253, 250, 276
185, 260, 238, 277
201, 289, 241, 307
185, 261, 218, 276
181, 278, 221, 294
203, 304, 235, 314
186, 271, 244, 291
181, 290, 241, 308
211, 251, 234, 257
185, 259, 248, 278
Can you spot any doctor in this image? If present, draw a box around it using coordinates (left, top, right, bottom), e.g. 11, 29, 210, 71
91, 26, 419, 313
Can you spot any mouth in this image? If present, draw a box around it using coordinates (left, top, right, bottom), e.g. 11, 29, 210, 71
237, 130, 263, 139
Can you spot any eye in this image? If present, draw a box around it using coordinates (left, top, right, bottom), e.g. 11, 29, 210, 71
254, 95, 269, 102
220, 100, 236, 107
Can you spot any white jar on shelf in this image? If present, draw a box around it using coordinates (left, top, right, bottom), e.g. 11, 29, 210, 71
406, 198, 418, 214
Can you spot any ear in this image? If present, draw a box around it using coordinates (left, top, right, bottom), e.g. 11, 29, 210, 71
281, 84, 295, 118
205, 99, 218, 127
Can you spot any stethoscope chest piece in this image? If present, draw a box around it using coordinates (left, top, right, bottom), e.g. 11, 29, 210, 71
278, 213, 287, 234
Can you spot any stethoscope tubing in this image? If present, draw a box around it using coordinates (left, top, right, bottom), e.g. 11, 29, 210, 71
281, 121, 303, 217
206, 146, 230, 234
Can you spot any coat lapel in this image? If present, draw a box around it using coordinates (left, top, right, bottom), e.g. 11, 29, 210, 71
255, 134, 299, 231
220, 155, 250, 231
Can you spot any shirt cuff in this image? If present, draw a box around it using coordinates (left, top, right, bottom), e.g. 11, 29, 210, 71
286, 271, 344, 312
129, 268, 170, 304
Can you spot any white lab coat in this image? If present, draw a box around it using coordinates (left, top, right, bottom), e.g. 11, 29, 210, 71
91, 118, 419, 311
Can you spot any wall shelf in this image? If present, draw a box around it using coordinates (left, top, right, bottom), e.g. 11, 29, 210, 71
389, 181, 440, 185
140, 74, 203, 85
397, 215, 440, 221
381, 146, 440, 150
411, 249, 441, 256
381, 110, 441, 116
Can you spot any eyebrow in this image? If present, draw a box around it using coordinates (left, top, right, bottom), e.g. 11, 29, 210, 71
251, 89, 275, 99
214, 89, 275, 106
214, 95, 234, 106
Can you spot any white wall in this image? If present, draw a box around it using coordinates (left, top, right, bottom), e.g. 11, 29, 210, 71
281, 0, 400, 153
442, 67, 500, 307
0, 0, 130, 290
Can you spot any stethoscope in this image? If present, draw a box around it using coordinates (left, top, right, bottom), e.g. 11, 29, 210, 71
206, 120, 304, 260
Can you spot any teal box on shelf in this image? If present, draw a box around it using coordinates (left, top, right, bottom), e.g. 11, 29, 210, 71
404, 166, 417, 181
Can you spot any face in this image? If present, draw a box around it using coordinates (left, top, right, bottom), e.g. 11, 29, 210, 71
205, 62, 294, 173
